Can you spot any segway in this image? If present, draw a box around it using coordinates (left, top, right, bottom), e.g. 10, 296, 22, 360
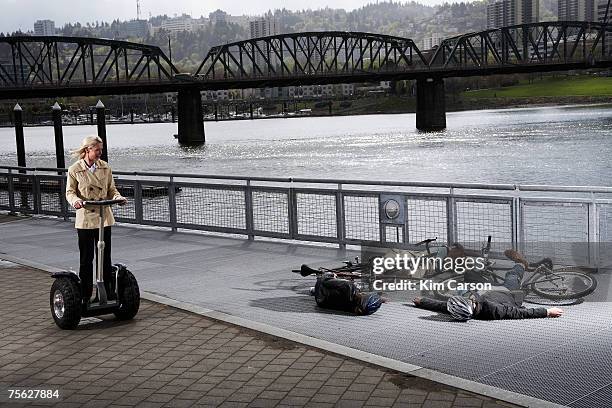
50, 199, 140, 329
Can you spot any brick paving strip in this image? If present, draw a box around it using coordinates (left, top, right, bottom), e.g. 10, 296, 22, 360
0, 258, 521, 408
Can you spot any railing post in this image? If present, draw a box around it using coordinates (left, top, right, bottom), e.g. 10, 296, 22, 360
60, 175, 68, 221
402, 196, 408, 245
245, 180, 254, 240
336, 183, 345, 249
7, 168, 15, 214
168, 176, 177, 232
134, 180, 143, 224
446, 187, 456, 244
32, 172, 40, 214
379, 194, 386, 245
289, 183, 297, 239
517, 197, 525, 255
512, 185, 520, 248
589, 191, 599, 267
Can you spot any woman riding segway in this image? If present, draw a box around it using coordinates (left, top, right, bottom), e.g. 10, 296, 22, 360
67, 136, 125, 302
50, 135, 140, 329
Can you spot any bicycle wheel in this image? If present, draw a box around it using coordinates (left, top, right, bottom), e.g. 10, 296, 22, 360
530, 267, 597, 300
432, 275, 466, 300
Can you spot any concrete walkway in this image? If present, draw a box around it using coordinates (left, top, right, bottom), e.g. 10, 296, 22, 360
1, 214, 611, 408
1, 262, 518, 407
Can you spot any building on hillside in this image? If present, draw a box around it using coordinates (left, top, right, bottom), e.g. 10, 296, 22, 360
125, 19, 151, 38
209, 10, 228, 24
202, 90, 232, 101
596, 0, 610, 21
191, 17, 209, 31
227, 15, 250, 28
161, 16, 194, 34
249, 17, 278, 38
421, 34, 443, 50
249, 17, 279, 73
337, 84, 355, 97
558, 0, 598, 21
486, 0, 539, 28
34, 20, 55, 36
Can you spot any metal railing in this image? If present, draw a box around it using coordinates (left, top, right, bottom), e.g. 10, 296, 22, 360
2, 165, 611, 266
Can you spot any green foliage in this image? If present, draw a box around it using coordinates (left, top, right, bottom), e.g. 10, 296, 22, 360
463, 76, 612, 98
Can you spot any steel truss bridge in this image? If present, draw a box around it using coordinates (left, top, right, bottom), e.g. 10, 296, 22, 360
1, 21, 611, 98
0, 36, 178, 97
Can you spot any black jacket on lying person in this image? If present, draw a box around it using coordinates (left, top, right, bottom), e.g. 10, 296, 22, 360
314, 275, 359, 313
417, 291, 548, 320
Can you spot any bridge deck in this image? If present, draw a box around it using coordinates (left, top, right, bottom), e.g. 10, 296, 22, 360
1, 216, 611, 408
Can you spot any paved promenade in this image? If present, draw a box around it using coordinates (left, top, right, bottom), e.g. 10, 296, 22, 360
1, 214, 611, 407
0, 261, 516, 408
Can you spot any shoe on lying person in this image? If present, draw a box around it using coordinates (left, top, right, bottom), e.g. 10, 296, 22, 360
504, 249, 529, 270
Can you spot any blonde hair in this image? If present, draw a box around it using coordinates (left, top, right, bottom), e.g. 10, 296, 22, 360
70, 135, 103, 160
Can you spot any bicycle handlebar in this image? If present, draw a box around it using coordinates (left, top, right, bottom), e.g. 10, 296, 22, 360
483, 235, 492, 255
414, 237, 437, 247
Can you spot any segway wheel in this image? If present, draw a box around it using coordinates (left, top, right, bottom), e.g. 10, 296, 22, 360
50, 278, 82, 329
114, 269, 140, 320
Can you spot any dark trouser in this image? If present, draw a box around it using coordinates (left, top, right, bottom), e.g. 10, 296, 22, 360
77, 227, 112, 302
504, 264, 525, 290
464, 263, 525, 291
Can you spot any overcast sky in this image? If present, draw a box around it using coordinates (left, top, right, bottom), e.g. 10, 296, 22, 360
1, 0, 458, 33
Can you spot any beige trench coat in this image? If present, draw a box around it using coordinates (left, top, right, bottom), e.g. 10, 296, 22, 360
65, 159, 124, 229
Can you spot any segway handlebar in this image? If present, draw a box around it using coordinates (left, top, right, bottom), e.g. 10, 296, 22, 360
82, 199, 126, 207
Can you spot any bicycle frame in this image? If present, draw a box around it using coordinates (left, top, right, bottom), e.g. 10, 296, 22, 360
520, 266, 568, 289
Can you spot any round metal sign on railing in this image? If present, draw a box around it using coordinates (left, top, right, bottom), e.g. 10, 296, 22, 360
383, 199, 400, 220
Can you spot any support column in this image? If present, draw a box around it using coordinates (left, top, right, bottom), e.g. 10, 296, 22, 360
13, 103, 26, 170
177, 88, 205, 144
13, 103, 28, 210
96, 100, 108, 162
416, 77, 446, 131
52, 102, 65, 170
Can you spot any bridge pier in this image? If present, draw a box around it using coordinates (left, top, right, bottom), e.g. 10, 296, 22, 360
177, 88, 205, 144
416, 77, 446, 131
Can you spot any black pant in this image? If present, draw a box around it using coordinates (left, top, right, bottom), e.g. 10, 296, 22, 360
78, 227, 112, 301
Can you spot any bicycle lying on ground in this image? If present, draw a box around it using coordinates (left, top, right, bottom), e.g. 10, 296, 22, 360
294, 259, 368, 289
433, 236, 598, 301
293, 237, 454, 288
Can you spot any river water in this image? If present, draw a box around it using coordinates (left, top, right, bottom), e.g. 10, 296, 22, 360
1, 104, 611, 186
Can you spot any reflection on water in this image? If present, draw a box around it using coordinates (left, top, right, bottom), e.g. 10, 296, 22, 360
0, 104, 611, 185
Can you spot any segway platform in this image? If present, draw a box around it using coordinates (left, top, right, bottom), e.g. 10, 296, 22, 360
50, 199, 140, 329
